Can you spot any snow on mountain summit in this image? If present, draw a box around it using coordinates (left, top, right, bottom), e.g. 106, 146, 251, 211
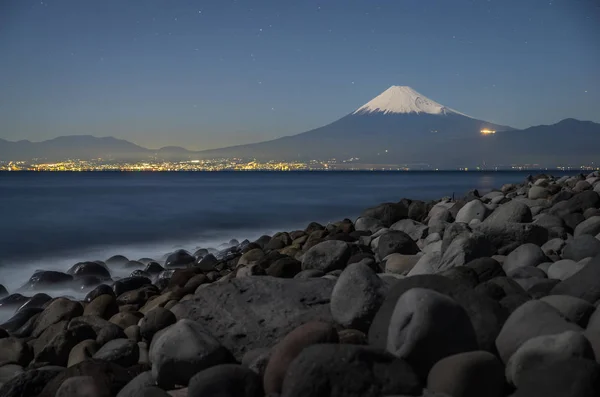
353, 86, 469, 117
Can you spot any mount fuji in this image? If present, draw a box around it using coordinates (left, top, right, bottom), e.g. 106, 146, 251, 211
196, 86, 514, 167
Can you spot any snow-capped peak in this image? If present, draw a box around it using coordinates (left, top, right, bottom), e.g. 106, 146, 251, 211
353, 86, 469, 117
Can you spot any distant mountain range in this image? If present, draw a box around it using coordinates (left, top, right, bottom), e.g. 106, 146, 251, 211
1, 86, 599, 168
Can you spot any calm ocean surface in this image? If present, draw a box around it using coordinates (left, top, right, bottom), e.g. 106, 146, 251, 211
0, 171, 579, 291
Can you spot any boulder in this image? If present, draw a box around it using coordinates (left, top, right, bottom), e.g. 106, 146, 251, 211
67, 339, 98, 367
484, 200, 532, 225
384, 254, 420, 275
0, 364, 23, 386
369, 275, 507, 354
506, 330, 595, 387
502, 243, 547, 273
508, 266, 547, 280
109, 312, 143, 330
266, 257, 302, 278
301, 240, 351, 272
139, 308, 176, 343
563, 212, 586, 232
455, 200, 489, 223
280, 344, 421, 397
390, 219, 429, 241
84, 294, 119, 319
547, 259, 586, 280
32, 298, 83, 337
149, 319, 234, 388
360, 202, 409, 227
377, 230, 420, 258
528, 186, 550, 199
426, 351, 505, 397
106, 255, 129, 267
171, 277, 335, 360
93, 338, 139, 367
164, 250, 195, 268
354, 217, 384, 233
84, 284, 115, 303
112, 277, 151, 297
512, 358, 600, 397
563, 235, 600, 261
437, 233, 494, 271
551, 254, 600, 302
330, 262, 386, 331
0, 367, 63, 397
195, 254, 218, 272
263, 322, 338, 395
55, 375, 110, 397
0, 338, 32, 366
473, 222, 548, 255
115, 371, 155, 397
386, 288, 478, 377
464, 257, 505, 282
67, 262, 111, 279
33, 324, 96, 367
541, 238, 567, 255
495, 300, 582, 363
575, 216, 600, 237
188, 364, 263, 397
69, 315, 127, 346
21, 271, 73, 291
37, 359, 135, 397
549, 190, 600, 217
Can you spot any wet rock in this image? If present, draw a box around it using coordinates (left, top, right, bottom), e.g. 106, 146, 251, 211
106, 255, 129, 267
112, 277, 151, 297
21, 271, 73, 291
110, 312, 143, 330
117, 285, 159, 306
195, 254, 218, 272
34, 324, 96, 367
164, 250, 195, 269
67, 262, 111, 279
0, 367, 63, 397
69, 315, 127, 346
266, 257, 302, 278
0, 364, 23, 387
0, 337, 32, 366
84, 284, 115, 303
84, 294, 119, 319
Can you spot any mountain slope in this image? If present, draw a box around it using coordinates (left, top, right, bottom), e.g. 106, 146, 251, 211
196, 86, 513, 166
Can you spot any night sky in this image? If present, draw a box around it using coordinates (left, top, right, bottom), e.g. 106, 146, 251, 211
1, 0, 599, 150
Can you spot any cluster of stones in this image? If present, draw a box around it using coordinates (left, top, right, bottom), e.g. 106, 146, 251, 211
2, 172, 600, 396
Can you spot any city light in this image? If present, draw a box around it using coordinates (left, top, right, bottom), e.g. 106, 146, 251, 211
480, 129, 496, 135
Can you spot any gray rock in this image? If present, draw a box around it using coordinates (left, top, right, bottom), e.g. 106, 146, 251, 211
472, 222, 548, 255
0, 367, 63, 397
139, 308, 176, 343
67, 339, 97, 367
280, 344, 421, 397
551, 254, 600, 303
547, 259, 585, 280
502, 243, 547, 274
386, 288, 478, 377
32, 298, 83, 338
116, 371, 155, 397
506, 331, 595, 387
330, 262, 386, 331
541, 238, 567, 255
377, 231, 420, 259
534, 213, 565, 230
263, 322, 338, 395
549, 190, 600, 217
390, 219, 428, 241
301, 240, 351, 272
93, 338, 139, 367
355, 217, 384, 233
55, 375, 110, 397
188, 364, 262, 397
426, 351, 505, 397
34, 324, 96, 367
241, 348, 270, 377
384, 254, 420, 275
360, 202, 409, 227
563, 235, 600, 261
464, 257, 505, 282
495, 300, 582, 363
528, 186, 550, 199
436, 233, 494, 271
171, 277, 334, 361
540, 295, 595, 327
512, 357, 600, 397
440, 222, 471, 255
508, 266, 547, 279
484, 200, 532, 225
149, 319, 234, 388
407, 252, 441, 276
68, 315, 126, 346
0, 338, 32, 367
0, 364, 23, 386
575, 216, 600, 237
455, 200, 489, 224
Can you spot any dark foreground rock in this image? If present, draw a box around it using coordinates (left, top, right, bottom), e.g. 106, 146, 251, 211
171, 276, 335, 360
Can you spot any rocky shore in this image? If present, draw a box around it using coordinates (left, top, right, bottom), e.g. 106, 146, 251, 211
2, 172, 600, 396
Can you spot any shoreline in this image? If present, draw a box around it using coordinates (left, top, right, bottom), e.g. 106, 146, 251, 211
1, 171, 600, 396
